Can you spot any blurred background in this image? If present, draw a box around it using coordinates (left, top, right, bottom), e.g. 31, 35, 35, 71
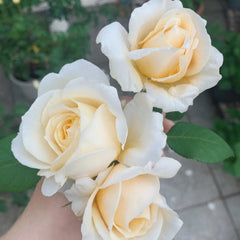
0, 0, 239, 239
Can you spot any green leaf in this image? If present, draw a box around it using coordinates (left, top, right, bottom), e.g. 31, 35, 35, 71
0, 199, 8, 212
153, 107, 162, 114
167, 122, 234, 163
166, 111, 186, 121
0, 135, 40, 192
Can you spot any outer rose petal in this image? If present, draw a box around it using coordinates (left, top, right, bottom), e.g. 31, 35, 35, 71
41, 176, 62, 196
152, 157, 182, 178
38, 59, 109, 96
79, 169, 114, 240
95, 182, 122, 231
100, 159, 181, 189
145, 82, 199, 113
65, 168, 111, 218
61, 149, 117, 179
119, 93, 166, 166
189, 46, 224, 92
21, 91, 58, 163
97, 22, 143, 92
153, 195, 183, 240
81, 189, 102, 240
183, 8, 211, 76
65, 177, 96, 217
11, 132, 49, 169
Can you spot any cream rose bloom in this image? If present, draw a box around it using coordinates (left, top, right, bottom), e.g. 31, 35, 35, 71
65, 161, 182, 240
97, 0, 223, 113
11, 60, 167, 196
11, 59, 128, 196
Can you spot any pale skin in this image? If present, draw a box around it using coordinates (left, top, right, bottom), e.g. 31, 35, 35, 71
0, 118, 174, 240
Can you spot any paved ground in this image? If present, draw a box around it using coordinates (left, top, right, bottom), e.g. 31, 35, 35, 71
0, 0, 240, 239
162, 92, 240, 240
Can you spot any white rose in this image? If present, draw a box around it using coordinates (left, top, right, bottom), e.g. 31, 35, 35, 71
97, 0, 223, 113
11, 59, 167, 197
65, 161, 182, 240
11, 59, 128, 196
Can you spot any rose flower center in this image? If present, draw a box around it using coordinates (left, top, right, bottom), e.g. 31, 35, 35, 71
45, 111, 80, 155
55, 115, 79, 152
135, 11, 196, 82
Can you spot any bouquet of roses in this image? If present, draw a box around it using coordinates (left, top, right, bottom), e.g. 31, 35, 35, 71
5, 0, 234, 239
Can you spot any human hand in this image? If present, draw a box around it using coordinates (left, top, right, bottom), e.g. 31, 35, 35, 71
1, 179, 82, 240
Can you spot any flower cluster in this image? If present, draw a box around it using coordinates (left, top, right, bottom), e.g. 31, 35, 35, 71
11, 0, 223, 239
12, 59, 182, 239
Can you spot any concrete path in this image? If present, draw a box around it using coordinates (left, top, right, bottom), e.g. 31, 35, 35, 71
162, 92, 240, 240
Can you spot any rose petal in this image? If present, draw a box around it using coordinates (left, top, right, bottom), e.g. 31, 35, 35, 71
101, 159, 181, 190
119, 93, 166, 166
65, 177, 96, 217
145, 82, 199, 113
66, 168, 111, 217
50, 126, 81, 172
189, 46, 223, 92
82, 189, 102, 240
41, 176, 62, 196
114, 173, 160, 229
135, 205, 163, 240
96, 182, 122, 230
153, 194, 183, 240
97, 22, 143, 92
183, 8, 211, 76
151, 157, 182, 178
72, 104, 120, 158
150, 47, 193, 83
21, 91, 58, 163
92, 202, 112, 240
38, 59, 109, 96
130, 47, 185, 81
38, 169, 54, 178
62, 149, 117, 179
11, 132, 49, 169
